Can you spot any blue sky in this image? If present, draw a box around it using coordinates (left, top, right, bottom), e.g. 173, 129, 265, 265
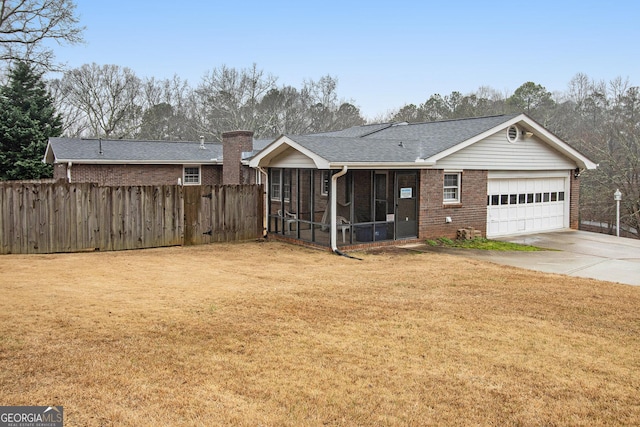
51, 0, 640, 119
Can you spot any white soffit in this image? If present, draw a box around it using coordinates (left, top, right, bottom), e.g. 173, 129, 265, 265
249, 135, 330, 169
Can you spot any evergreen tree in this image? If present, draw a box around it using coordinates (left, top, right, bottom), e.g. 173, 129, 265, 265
0, 61, 62, 180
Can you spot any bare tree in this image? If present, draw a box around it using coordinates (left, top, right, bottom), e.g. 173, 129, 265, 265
55, 63, 142, 138
561, 75, 640, 238
303, 75, 365, 133
48, 75, 87, 136
0, 0, 84, 70
194, 63, 277, 140
258, 85, 314, 137
137, 75, 196, 140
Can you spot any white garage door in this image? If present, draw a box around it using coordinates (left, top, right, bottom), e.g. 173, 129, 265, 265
487, 177, 568, 237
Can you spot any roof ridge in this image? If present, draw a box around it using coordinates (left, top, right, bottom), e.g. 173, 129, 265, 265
70, 138, 220, 144
396, 114, 518, 127
357, 123, 394, 137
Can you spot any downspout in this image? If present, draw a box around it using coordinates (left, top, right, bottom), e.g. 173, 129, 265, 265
67, 162, 72, 183
330, 166, 348, 253
257, 166, 269, 238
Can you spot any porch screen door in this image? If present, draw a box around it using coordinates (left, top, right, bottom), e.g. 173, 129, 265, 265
395, 172, 418, 239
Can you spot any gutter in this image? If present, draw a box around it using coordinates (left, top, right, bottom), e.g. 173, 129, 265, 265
53, 159, 223, 165
328, 161, 436, 169
330, 166, 349, 254
257, 166, 269, 237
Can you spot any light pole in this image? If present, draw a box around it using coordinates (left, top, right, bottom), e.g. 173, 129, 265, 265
614, 189, 622, 237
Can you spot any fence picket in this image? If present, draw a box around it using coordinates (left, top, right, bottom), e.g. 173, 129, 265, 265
0, 181, 262, 254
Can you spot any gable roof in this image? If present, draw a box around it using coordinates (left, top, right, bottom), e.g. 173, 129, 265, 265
44, 138, 224, 165
249, 114, 597, 170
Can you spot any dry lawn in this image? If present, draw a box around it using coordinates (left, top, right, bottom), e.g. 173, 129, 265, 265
0, 241, 639, 426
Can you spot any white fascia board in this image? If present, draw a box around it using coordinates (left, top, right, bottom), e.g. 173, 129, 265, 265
426, 114, 597, 170
519, 117, 598, 170
249, 135, 331, 169
51, 159, 222, 165
43, 142, 55, 164
248, 136, 281, 167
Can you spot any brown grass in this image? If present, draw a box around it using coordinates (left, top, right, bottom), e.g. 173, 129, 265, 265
1, 241, 639, 426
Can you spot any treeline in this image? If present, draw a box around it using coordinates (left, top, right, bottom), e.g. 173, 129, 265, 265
48, 63, 366, 141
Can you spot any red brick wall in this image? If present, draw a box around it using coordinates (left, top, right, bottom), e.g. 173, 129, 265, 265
60, 163, 223, 186
419, 169, 488, 239
203, 165, 223, 185
570, 175, 580, 230
240, 164, 258, 184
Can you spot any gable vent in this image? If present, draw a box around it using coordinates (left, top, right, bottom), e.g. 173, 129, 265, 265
507, 125, 519, 143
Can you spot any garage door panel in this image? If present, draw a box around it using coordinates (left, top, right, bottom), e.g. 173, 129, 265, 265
487, 177, 568, 237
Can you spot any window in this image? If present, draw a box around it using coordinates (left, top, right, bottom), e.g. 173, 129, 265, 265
443, 173, 461, 203
270, 169, 281, 200
183, 166, 201, 185
489, 191, 566, 205
320, 170, 330, 196
283, 170, 291, 202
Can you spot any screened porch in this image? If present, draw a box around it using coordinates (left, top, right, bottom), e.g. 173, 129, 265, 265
268, 168, 419, 247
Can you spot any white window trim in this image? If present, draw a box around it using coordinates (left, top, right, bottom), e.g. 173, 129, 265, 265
443, 172, 461, 204
283, 170, 291, 202
270, 168, 282, 201
183, 165, 201, 185
507, 125, 520, 143
320, 170, 330, 196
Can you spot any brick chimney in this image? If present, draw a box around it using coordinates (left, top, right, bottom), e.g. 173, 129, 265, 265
222, 130, 254, 185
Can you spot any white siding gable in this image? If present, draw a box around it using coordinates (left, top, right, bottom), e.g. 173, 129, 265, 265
268, 146, 317, 168
435, 128, 576, 170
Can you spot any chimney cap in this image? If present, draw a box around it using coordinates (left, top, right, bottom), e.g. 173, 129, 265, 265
222, 130, 254, 138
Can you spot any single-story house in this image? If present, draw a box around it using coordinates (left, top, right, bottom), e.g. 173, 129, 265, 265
249, 114, 597, 250
44, 131, 269, 186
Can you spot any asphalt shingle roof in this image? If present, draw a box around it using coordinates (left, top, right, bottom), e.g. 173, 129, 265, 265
47, 138, 224, 163
289, 136, 427, 163
47, 115, 522, 165
287, 114, 520, 163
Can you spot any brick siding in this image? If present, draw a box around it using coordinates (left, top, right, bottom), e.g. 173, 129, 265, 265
57, 163, 223, 186
419, 169, 488, 239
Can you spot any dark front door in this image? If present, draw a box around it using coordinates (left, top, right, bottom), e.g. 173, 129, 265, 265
395, 172, 418, 239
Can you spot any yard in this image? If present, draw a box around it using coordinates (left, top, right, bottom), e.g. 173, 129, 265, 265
1, 241, 639, 426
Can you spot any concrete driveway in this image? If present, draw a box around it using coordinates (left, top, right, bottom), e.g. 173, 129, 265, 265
416, 230, 640, 286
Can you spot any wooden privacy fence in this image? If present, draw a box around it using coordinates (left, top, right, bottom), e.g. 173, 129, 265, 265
0, 181, 263, 254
